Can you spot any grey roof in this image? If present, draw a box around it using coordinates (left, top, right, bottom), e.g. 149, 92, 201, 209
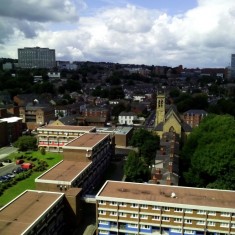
57, 114, 78, 125
183, 109, 208, 115
119, 111, 137, 117
153, 122, 163, 131
181, 121, 192, 132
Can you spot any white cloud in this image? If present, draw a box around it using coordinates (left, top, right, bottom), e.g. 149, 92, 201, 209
1, 0, 235, 67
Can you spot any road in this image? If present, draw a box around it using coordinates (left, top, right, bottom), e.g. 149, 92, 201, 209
0, 147, 17, 160
0, 163, 17, 176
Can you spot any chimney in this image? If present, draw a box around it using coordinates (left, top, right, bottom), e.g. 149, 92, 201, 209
153, 168, 162, 180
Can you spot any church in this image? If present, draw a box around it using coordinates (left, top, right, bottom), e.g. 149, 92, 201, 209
154, 92, 192, 142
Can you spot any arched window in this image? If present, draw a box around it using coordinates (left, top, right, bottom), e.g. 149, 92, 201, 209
169, 126, 175, 132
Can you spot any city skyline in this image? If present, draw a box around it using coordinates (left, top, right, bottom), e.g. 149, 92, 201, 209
0, 0, 235, 68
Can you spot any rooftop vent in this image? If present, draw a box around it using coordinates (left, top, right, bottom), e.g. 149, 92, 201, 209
171, 192, 177, 198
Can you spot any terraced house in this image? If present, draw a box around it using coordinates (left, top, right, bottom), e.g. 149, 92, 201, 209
96, 181, 235, 235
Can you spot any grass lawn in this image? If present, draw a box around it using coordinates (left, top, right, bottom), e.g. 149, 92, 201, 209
0, 150, 63, 208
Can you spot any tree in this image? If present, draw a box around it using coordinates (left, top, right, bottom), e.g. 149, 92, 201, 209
130, 129, 160, 166
124, 151, 149, 182
14, 136, 37, 151
180, 114, 235, 190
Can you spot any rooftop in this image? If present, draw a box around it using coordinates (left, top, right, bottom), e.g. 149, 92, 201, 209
37, 125, 96, 132
36, 160, 91, 183
96, 126, 133, 135
64, 133, 109, 149
97, 181, 235, 210
0, 190, 63, 235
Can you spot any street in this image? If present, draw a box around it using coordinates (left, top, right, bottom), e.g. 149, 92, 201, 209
0, 146, 17, 160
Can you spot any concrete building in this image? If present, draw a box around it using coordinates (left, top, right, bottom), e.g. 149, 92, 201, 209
18, 47, 56, 69
37, 125, 96, 152
96, 181, 235, 235
231, 54, 235, 79
0, 117, 23, 145
96, 126, 133, 148
0, 190, 65, 235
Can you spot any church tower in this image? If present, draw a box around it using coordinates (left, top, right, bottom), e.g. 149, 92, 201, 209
155, 92, 165, 126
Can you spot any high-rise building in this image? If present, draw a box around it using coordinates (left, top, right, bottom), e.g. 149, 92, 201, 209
231, 54, 235, 79
18, 47, 56, 68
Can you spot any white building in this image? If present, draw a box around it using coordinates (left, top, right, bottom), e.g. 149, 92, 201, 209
118, 112, 137, 125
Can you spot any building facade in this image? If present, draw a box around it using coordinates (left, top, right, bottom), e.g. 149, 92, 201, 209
37, 125, 96, 152
231, 54, 235, 79
118, 112, 137, 126
96, 181, 235, 235
18, 47, 56, 68
183, 110, 208, 128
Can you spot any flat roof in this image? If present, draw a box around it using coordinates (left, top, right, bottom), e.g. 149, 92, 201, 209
37, 125, 96, 132
36, 160, 91, 184
63, 133, 109, 149
0, 117, 22, 123
0, 190, 63, 235
97, 181, 235, 210
96, 126, 133, 135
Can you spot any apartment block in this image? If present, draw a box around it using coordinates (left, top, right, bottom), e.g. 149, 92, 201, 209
37, 125, 96, 152
18, 47, 56, 69
0, 190, 65, 235
96, 181, 235, 235
36, 133, 113, 194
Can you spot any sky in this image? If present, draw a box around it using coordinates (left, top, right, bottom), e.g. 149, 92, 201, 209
0, 0, 235, 68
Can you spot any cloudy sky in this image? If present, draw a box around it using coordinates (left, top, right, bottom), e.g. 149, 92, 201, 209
0, 0, 235, 68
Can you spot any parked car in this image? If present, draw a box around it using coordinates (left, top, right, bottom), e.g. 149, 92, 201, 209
6, 173, 15, 178
12, 167, 24, 174
16, 159, 24, 165
21, 163, 33, 170
0, 175, 11, 182
3, 159, 12, 163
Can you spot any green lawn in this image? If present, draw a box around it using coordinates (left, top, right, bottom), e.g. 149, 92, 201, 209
0, 150, 63, 208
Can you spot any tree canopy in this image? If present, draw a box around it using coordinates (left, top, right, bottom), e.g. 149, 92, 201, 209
13, 136, 37, 151
180, 114, 235, 190
124, 129, 160, 182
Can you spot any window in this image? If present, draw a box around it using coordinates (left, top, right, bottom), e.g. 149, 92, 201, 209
197, 220, 206, 225
163, 207, 170, 211
140, 225, 150, 229
110, 201, 117, 206
98, 200, 106, 205
174, 218, 182, 223
119, 202, 127, 207
152, 206, 161, 210
185, 209, 193, 214
221, 212, 230, 217
110, 211, 117, 216
140, 215, 148, 219
197, 210, 206, 215
99, 221, 109, 225
140, 204, 148, 209
131, 214, 138, 218
220, 223, 229, 228
128, 224, 138, 228
152, 216, 160, 221
119, 212, 127, 217
184, 230, 194, 234
208, 211, 216, 216
162, 217, 170, 221
99, 210, 106, 215
208, 221, 215, 226
99, 230, 109, 235
231, 223, 235, 228
171, 228, 182, 233
174, 208, 183, 212
131, 203, 138, 208
184, 219, 192, 224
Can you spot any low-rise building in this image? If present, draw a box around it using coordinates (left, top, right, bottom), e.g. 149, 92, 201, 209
118, 112, 137, 126
183, 109, 208, 128
96, 181, 235, 235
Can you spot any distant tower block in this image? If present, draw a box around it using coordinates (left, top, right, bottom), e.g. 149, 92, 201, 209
155, 92, 165, 126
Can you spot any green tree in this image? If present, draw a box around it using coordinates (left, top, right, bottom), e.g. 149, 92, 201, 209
124, 151, 149, 182
14, 136, 37, 151
181, 114, 235, 190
